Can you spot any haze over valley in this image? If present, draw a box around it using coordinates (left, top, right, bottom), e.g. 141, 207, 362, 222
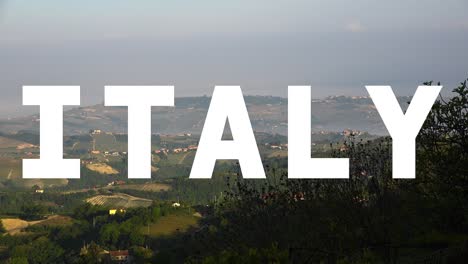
0, 95, 411, 136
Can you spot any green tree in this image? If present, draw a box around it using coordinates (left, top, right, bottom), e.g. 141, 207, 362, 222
79, 241, 103, 264
100, 223, 121, 247
0, 220, 6, 234
27, 237, 64, 264
7, 257, 29, 264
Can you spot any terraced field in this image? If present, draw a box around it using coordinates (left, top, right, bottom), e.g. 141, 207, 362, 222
86, 193, 152, 208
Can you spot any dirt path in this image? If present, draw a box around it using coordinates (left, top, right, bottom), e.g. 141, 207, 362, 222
178, 152, 191, 164
71, 142, 78, 150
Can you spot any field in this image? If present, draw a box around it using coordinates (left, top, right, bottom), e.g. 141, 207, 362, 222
157, 152, 195, 166
0, 158, 21, 179
267, 149, 288, 158
115, 182, 171, 192
1, 215, 72, 235
93, 134, 127, 152
86, 193, 153, 208
142, 212, 200, 237
0, 158, 68, 188
0, 136, 32, 149
85, 163, 119, 175
34, 215, 73, 227
67, 133, 127, 153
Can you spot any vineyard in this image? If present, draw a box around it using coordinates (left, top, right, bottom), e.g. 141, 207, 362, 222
86, 193, 152, 208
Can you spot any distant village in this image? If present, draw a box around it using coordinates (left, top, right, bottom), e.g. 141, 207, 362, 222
14, 127, 366, 162
88, 129, 198, 156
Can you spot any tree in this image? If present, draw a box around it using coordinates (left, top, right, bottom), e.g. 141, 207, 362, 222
100, 223, 121, 247
177, 77, 468, 263
22, 237, 65, 264
7, 257, 28, 264
131, 246, 153, 263
417, 79, 468, 233
0, 220, 6, 234
20, 204, 47, 221
129, 231, 145, 246
79, 241, 103, 264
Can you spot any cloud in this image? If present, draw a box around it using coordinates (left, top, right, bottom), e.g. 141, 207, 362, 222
0, 0, 6, 20
460, 21, 468, 30
345, 21, 366, 33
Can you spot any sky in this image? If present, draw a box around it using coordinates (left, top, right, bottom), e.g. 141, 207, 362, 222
1, 0, 468, 117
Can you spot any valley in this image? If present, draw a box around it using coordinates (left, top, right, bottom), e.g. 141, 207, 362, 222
0, 95, 409, 136
0, 95, 383, 262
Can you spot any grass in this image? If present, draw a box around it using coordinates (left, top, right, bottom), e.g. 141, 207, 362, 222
0, 136, 29, 149
155, 152, 196, 167
0, 158, 21, 179
1, 215, 73, 235
93, 134, 127, 152
267, 150, 288, 158
180, 152, 196, 166
86, 163, 119, 175
164, 153, 187, 165
143, 212, 199, 237
0, 158, 68, 189
34, 215, 73, 227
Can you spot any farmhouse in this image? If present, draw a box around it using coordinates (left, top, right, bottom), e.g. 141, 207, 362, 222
173, 148, 183, 153
108, 250, 131, 263
108, 180, 126, 186
90, 129, 102, 135
109, 209, 126, 215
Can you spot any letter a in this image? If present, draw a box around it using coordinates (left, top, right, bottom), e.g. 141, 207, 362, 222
190, 86, 265, 179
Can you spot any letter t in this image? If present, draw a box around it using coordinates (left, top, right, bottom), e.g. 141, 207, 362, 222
105, 86, 174, 179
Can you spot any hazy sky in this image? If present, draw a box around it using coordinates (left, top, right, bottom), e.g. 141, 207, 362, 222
1, 0, 468, 117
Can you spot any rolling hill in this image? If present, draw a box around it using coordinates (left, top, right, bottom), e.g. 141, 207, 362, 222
0, 95, 411, 136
